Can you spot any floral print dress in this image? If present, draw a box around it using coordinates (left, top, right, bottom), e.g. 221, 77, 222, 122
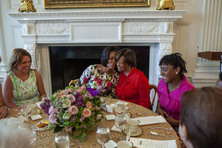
76, 64, 119, 98
9, 70, 40, 107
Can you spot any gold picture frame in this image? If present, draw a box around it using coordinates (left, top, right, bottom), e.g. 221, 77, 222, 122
44, 0, 150, 9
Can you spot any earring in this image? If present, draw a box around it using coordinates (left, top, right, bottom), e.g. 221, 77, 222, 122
176, 72, 178, 74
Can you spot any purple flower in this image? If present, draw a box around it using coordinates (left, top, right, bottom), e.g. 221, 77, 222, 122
86, 88, 98, 97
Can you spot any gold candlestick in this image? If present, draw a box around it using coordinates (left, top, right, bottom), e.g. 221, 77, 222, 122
18, 0, 36, 13
157, 0, 175, 10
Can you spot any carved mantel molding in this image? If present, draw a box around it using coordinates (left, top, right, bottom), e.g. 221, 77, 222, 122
8, 9, 186, 95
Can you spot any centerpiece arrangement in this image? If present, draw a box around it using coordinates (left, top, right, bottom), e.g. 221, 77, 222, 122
40, 85, 105, 141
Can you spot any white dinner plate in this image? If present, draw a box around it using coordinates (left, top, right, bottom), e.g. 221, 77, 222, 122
32, 119, 51, 131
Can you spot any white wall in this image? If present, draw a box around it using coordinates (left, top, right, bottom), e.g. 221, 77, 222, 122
1, 0, 220, 87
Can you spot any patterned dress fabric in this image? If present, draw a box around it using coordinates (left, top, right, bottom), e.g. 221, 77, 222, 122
9, 70, 40, 107
76, 64, 119, 97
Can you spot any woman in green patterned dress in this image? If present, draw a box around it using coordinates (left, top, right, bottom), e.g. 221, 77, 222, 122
3, 48, 46, 108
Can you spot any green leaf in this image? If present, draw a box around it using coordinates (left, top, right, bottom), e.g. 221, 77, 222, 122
80, 132, 86, 138
79, 138, 85, 142
54, 126, 63, 133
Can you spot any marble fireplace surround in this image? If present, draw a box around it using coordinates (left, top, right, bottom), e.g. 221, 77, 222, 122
9, 10, 186, 95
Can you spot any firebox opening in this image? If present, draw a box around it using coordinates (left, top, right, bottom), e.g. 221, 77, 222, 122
49, 46, 150, 94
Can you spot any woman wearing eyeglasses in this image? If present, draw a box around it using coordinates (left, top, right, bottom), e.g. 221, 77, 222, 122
115, 48, 151, 109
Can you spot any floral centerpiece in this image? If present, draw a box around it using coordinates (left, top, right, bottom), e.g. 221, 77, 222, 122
40, 85, 105, 141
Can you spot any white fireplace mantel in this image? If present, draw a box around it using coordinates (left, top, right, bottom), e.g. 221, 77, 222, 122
8, 9, 186, 95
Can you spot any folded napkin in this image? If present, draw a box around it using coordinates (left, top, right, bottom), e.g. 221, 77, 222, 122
36, 101, 43, 108
133, 116, 166, 125
130, 137, 177, 148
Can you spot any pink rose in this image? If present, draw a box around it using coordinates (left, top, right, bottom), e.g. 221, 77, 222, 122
86, 102, 92, 108
81, 85, 86, 90
60, 91, 65, 95
65, 88, 73, 94
96, 114, 102, 120
75, 89, 82, 94
82, 108, 91, 118
49, 106, 56, 115
84, 92, 93, 100
67, 94, 76, 104
49, 114, 57, 124
80, 116, 85, 122
68, 105, 79, 115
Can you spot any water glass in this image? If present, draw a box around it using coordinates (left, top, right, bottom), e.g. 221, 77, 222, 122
96, 125, 110, 148
115, 114, 127, 131
115, 102, 125, 115
55, 132, 70, 148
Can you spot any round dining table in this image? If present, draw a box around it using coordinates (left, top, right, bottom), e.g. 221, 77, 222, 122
7, 97, 181, 148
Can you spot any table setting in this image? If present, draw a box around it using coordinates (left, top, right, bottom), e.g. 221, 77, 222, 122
3, 86, 181, 148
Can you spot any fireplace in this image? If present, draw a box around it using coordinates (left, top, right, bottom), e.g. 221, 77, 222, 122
49, 46, 149, 93
9, 9, 186, 96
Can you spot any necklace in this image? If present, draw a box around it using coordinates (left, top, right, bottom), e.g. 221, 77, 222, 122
168, 79, 182, 92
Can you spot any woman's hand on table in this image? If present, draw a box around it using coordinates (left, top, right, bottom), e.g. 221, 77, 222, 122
157, 107, 167, 117
0, 106, 7, 119
164, 115, 179, 127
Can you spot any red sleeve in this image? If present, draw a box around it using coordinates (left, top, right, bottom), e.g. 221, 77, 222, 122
137, 75, 151, 108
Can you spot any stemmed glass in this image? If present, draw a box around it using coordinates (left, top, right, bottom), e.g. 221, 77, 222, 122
96, 125, 110, 148
115, 114, 127, 140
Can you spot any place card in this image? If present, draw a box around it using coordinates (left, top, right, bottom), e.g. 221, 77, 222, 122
111, 125, 122, 132
31, 114, 42, 120
105, 115, 115, 120
106, 105, 113, 113
130, 137, 177, 148
133, 116, 166, 125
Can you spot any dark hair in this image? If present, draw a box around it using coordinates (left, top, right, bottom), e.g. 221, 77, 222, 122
7, 48, 32, 73
101, 46, 119, 67
180, 87, 222, 148
219, 72, 222, 81
159, 53, 187, 75
116, 48, 136, 67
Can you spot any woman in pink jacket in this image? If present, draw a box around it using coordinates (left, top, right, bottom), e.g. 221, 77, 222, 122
157, 53, 195, 127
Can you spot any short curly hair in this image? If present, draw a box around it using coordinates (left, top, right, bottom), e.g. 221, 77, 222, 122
101, 46, 119, 67
159, 53, 187, 75
116, 48, 136, 67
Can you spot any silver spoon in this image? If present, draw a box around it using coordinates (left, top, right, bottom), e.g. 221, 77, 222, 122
150, 131, 174, 139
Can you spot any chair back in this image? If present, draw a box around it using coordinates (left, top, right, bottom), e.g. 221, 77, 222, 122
69, 79, 79, 86
149, 84, 158, 111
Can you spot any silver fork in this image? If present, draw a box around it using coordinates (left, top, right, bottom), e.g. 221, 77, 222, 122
150, 131, 174, 139
147, 126, 173, 131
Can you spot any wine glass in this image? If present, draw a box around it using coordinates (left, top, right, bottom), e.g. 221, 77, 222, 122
96, 125, 110, 148
55, 132, 70, 148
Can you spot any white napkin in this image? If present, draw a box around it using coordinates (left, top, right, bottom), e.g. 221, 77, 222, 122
133, 116, 166, 125
130, 137, 177, 148
36, 101, 43, 108
105, 115, 115, 120
106, 105, 113, 113
105, 140, 117, 148
111, 125, 122, 132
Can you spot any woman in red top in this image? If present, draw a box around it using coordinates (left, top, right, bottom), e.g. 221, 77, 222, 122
115, 48, 151, 109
